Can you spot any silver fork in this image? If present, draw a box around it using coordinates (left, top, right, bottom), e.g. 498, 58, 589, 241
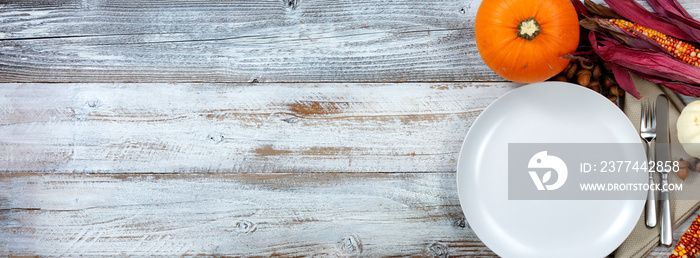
640, 100, 657, 228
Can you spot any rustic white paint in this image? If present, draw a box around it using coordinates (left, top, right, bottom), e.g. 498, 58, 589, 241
0, 0, 493, 83
0, 82, 517, 173
0, 173, 490, 256
3, 0, 700, 256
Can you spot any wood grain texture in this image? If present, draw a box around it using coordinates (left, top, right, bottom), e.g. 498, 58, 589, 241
4, 0, 700, 256
1, 172, 689, 257
0, 173, 495, 257
0, 0, 495, 83
0, 82, 517, 173
2, 0, 699, 83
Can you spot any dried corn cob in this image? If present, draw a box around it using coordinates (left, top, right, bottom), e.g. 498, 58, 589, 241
609, 19, 700, 67
671, 214, 700, 258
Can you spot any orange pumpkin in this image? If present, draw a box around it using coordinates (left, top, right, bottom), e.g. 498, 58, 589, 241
475, 0, 580, 83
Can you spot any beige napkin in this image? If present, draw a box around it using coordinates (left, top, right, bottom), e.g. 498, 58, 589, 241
615, 75, 700, 257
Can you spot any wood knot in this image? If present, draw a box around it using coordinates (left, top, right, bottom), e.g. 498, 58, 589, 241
86, 99, 101, 108
454, 217, 467, 228
428, 242, 448, 258
283, 116, 299, 123
208, 133, 225, 143
285, 0, 300, 10
338, 234, 362, 254
233, 220, 256, 233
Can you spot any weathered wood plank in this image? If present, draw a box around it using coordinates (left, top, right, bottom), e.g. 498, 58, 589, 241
1, 172, 688, 257
0, 82, 517, 173
0, 0, 494, 83
0, 172, 495, 257
2, 0, 700, 83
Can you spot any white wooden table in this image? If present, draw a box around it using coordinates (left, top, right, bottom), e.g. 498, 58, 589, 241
1, 0, 698, 256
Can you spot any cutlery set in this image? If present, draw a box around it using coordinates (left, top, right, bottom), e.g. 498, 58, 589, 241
642, 94, 673, 247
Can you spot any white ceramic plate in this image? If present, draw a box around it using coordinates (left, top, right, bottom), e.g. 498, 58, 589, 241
456, 82, 646, 257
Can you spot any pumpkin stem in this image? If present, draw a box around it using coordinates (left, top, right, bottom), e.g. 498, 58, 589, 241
517, 17, 541, 41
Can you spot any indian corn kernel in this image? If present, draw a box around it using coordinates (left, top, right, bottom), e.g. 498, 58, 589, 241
609, 19, 700, 67
671, 214, 700, 258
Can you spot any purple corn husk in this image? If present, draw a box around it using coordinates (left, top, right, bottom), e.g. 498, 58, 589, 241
598, 46, 700, 85
589, 31, 700, 98
641, 76, 700, 97
602, 0, 694, 42
623, 23, 674, 55
587, 31, 642, 98
603, 47, 700, 85
583, 0, 623, 19
609, 62, 641, 98
655, 0, 692, 18
646, 0, 692, 20
571, 0, 591, 17
580, 18, 667, 52
646, 0, 700, 42
646, 0, 697, 24
571, 0, 700, 97
619, 66, 700, 98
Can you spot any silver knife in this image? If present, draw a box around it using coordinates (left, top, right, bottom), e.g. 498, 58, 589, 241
655, 94, 672, 247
